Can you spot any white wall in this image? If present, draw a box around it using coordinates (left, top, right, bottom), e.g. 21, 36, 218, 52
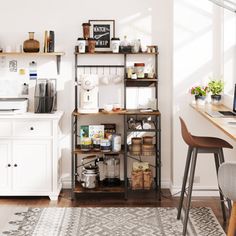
172, 0, 236, 195
0, 0, 173, 188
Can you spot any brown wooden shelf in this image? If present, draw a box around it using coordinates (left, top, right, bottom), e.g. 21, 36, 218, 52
125, 78, 158, 87
72, 109, 160, 116
125, 78, 157, 82
74, 181, 125, 193
125, 109, 161, 115
75, 51, 158, 55
73, 145, 124, 155
0, 52, 65, 56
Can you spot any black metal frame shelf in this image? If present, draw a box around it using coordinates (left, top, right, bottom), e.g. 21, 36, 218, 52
74, 181, 125, 194
71, 50, 161, 201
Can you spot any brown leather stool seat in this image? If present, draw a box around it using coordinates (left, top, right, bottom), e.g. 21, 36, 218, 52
177, 117, 233, 236
191, 135, 233, 149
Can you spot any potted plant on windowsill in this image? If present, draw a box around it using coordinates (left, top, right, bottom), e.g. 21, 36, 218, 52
208, 80, 224, 105
190, 86, 209, 105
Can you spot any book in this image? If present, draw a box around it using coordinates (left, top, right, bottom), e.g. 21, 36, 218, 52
89, 125, 104, 139
48, 31, 55, 52
43, 31, 48, 52
80, 125, 89, 141
102, 123, 116, 139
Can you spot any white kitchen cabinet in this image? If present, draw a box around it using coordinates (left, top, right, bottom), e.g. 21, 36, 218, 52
12, 140, 51, 193
0, 141, 11, 192
0, 111, 63, 200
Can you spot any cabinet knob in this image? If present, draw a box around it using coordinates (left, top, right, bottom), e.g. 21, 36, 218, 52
30, 127, 34, 131
7, 164, 11, 167
14, 164, 17, 167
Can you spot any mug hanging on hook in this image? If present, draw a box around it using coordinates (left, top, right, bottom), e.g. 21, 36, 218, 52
100, 67, 109, 85
113, 67, 122, 84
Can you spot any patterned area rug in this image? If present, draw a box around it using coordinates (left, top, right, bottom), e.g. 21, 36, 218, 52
0, 207, 225, 236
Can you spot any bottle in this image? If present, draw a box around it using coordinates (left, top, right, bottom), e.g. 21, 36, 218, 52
120, 36, 129, 47
23, 32, 40, 53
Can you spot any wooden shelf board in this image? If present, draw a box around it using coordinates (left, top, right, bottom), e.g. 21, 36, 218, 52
125, 78, 158, 82
74, 181, 125, 193
75, 52, 158, 55
73, 145, 124, 155
72, 109, 160, 116
72, 109, 126, 116
0, 52, 65, 56
125, 109, 161, 115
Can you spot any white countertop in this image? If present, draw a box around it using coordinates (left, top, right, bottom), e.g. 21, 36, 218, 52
0, 111, 64, 119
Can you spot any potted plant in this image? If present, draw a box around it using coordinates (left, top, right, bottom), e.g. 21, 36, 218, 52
190, 86, 209, 105
208, 80, 224, 105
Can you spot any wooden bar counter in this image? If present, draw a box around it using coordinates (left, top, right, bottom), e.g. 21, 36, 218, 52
190, 103, 236, 141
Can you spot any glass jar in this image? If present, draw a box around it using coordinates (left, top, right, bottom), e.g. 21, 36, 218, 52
82, 23, 91, 39
100, 138, 111, 152
23, 32, 40, 53
131, 39, 141, 53
112, 134, 121, 152
88, 38, 96, 53
103, 154, 120, 186
92, 138, 100, 150
134, 63, 145, 78
81, 137, 92, 151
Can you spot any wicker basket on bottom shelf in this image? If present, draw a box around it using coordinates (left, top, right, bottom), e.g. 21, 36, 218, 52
131, 169, 153, 190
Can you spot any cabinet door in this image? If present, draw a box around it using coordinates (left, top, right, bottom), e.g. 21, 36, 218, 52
0, 141, 11, 191
12, 140, 51, 192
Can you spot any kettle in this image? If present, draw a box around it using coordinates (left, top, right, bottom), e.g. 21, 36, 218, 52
81, 155, 101, 189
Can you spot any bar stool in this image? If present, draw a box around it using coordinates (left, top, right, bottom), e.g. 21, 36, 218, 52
218, 162, 236, 236
177, 117, 233, 236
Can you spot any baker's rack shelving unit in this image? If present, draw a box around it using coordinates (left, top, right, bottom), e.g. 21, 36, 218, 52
71, 50, 161, 200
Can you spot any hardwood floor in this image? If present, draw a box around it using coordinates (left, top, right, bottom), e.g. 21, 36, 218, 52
0, 189, 229, 233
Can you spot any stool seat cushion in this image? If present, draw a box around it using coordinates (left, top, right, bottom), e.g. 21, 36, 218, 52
179, 117, 233, 149
218, 162, 236, 201
191, 135, 233, 149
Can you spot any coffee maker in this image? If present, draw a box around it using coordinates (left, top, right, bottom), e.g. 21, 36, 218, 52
78, 74, 99, 113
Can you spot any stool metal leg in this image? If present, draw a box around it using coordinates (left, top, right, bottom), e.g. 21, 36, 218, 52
177, 146, 192, 220
218, 148, 232, 214
214, 152, 227, 222
183, 148, 198, 236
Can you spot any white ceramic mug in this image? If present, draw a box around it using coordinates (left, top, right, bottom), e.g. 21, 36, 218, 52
104, 104, 113, 112
113, 75, 122, 84
100, 75, 109, 85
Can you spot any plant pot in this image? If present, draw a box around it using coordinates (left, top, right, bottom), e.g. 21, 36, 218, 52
211, 94, 221, 105
195, 95, 206, 105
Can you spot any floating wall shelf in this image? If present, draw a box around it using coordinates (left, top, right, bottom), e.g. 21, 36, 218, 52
0, 52, 65, 75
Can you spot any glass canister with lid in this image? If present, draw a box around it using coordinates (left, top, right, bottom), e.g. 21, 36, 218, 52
100, 138, 111, 152
134, 63, 145, 78
103, 154, 120, 187
112, 134, 121, 152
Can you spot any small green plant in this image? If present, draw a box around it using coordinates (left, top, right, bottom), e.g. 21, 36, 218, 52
190, 86, 209, 97
208, 80, 224, 95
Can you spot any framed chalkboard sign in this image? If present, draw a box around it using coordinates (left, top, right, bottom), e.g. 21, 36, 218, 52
89, 20, 115, 51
